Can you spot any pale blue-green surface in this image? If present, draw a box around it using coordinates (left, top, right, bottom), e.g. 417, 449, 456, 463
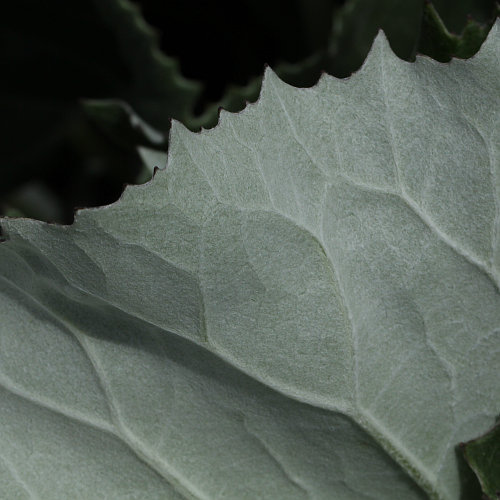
0, 22, 499, 499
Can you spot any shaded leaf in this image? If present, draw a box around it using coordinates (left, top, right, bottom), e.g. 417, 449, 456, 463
462, 423, 500, 499
83, 100, 165, 151
136, 0, 337, 108
0, 0, 198, 217
419, 2, 500, 62
431, 0, 498, 32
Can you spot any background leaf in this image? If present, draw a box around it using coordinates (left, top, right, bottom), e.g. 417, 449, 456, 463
419, 2, 500, 62
462, 423, 500, 499
0, 0, 198, 221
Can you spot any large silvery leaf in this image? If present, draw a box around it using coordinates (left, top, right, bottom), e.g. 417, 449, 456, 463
1, 23, 499, 500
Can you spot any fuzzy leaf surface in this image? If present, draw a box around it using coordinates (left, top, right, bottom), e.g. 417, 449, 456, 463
0, 23, 499, 500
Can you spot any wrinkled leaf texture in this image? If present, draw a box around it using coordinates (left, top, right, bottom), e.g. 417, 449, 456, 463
0, 22, 499, 500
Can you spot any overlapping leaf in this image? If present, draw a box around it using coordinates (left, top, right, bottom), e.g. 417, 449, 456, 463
462, 423, 500, 499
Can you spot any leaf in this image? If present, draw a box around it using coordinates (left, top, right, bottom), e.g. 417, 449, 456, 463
195, 0, 498, 128
197, 0, 426, 125
1, 22, 499, 500
0, 0, 199, 216
431, 0, 499, 33
136, 147, 168, 184
419, 2, 500, 62
83, 100, 166, 150
1, 183, 64, 224
136, 0, 336, 108
193, 54, 325, 129
462, 423, 500, 499
326, 0, 424, 77
324, 0, 499, 78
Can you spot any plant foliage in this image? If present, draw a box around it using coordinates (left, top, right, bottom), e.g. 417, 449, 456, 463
0, 21, 499, 499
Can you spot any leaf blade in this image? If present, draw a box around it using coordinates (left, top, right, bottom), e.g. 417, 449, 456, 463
1, 22, 500, 500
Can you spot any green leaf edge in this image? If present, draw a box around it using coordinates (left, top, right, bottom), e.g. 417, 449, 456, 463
462, 422, 500, 499
83, 0, 201, 131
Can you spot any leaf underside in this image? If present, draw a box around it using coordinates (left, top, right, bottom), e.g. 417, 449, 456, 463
0, 22, 499, 500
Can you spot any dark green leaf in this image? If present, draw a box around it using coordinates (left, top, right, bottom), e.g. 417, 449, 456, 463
463, 423, 500, 499
419, 2, 500, 62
